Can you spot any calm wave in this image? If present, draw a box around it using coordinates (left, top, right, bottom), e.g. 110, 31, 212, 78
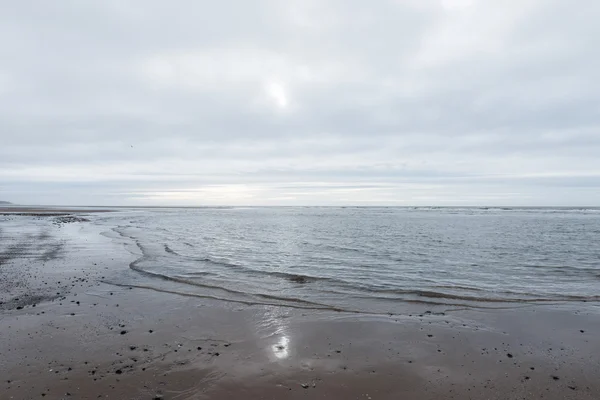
93, 207, 600, 313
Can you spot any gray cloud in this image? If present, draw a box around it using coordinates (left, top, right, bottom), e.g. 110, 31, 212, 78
1, 0, 599, 205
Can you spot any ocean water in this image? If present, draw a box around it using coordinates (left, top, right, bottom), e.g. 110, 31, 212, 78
92, 207, 600, 314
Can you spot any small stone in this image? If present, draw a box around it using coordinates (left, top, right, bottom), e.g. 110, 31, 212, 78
301, 383, 309, 389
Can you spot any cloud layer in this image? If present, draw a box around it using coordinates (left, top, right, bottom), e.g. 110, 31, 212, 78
1, 0, 599, 205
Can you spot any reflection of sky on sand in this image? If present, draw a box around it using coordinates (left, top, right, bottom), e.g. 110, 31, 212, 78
261, 308, 291, 361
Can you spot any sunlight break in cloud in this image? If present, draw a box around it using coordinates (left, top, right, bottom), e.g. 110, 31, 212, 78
266, 80, 288, 109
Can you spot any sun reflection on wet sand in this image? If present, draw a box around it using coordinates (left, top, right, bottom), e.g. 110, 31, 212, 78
261, 308, 292, 360
272, 335, 290, 359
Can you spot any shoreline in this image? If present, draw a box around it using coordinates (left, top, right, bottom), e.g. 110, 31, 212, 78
1, 215, 599, 399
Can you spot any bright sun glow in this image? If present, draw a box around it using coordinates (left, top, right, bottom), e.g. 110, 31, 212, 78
266, 81, 288, 109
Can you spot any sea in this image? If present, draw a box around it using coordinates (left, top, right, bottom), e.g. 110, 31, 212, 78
80, 207, 600, 314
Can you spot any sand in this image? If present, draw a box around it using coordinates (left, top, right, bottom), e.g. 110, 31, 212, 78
1, 214, 599, 399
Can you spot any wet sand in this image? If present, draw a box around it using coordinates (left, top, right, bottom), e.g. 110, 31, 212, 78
1, 215, 599, 399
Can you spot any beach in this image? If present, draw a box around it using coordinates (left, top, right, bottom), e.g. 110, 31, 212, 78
1, 210, 599, 399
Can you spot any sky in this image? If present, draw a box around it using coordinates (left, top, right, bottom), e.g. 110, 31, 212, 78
1, 0, 599, 206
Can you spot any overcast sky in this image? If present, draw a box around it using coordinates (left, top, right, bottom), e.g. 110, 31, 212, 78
1, 0, 599, 206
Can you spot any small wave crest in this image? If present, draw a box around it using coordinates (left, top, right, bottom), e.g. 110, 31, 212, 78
159, 245, 342, 285
164, 244, 179, 255
356, 288, 600, 304
128, 259, 344, 311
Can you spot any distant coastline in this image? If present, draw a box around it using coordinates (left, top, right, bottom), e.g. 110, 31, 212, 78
0, 205, 112, 216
